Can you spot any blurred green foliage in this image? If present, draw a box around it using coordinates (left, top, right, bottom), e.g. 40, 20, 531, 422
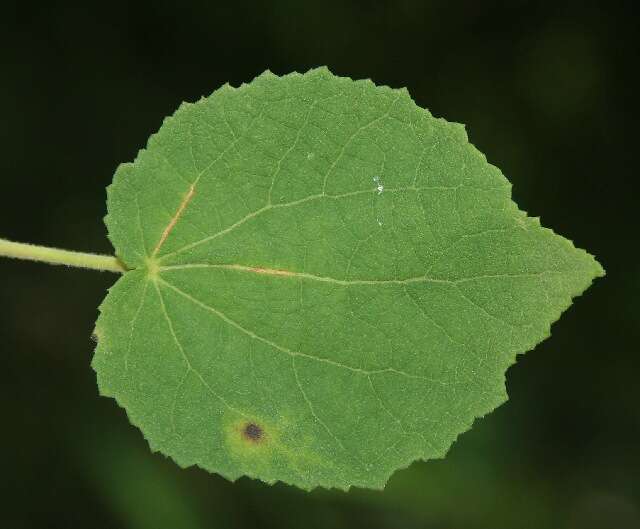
0, 2, 636, 528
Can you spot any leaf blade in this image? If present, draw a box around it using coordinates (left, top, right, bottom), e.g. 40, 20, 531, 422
95, 67, 603, 490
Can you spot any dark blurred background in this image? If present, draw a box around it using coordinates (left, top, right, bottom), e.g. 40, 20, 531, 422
0, 2, 637, 528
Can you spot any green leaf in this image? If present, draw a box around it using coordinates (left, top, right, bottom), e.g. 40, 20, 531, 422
93, 67, 603, 490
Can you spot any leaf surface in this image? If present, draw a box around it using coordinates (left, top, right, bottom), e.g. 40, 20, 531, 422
93, 68, 603, 490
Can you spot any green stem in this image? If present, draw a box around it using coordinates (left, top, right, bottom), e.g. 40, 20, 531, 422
0, 237, 126, 273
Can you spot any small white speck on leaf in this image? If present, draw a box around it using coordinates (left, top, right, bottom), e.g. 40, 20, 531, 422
306, 152, 315, 160
373, 176, 384, 195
